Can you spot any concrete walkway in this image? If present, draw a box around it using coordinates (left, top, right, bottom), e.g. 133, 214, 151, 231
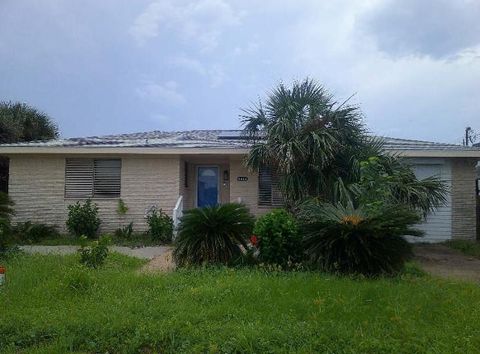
20, 245, 172, 260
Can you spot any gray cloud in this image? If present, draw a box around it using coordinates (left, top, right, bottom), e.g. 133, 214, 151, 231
361, 0, 480, 58
0, 0, 479, 143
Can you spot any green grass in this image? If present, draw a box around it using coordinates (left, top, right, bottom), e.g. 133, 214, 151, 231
1, 254, 480, 353
444, 240, 480, 259
17, 234, 169, 248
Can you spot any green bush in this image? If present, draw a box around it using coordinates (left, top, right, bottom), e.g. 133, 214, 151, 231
114, 222, 134, 239
174, 203, 255, 266
13, 221, 59, 243
0, 192, 14, 252
299, 201, 423, 276
253, 209, 302, 267
66, 199, 101, 238
146, 208, 173, 243
78, 235, 110, 269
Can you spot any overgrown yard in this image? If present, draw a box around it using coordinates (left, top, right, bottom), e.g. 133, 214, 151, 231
1, 254, 480, 353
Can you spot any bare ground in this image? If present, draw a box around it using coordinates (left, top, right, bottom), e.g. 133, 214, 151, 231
140, 249, 176, 273
414, 244, 480, 283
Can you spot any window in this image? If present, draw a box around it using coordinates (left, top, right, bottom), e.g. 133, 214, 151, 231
65, 158, 121, 198
258, 166, 283, 206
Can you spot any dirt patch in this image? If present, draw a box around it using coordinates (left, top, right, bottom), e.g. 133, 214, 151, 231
414, 244, 480, 283
140, 249, 176, 273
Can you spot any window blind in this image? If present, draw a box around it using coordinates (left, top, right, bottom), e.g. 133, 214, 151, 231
258, 166, 283, 206
65, 158, 121, 198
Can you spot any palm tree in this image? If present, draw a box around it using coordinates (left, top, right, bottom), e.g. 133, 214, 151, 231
241, 79, 447, 213
0, 101, 59, 192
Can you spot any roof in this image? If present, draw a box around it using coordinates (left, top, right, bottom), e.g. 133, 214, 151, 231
0, 130, 250, 149
1, 130, 480, 157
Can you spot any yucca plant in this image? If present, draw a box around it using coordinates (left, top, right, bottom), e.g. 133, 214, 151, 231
299, 200, 423, 276
173, 203, 255, 266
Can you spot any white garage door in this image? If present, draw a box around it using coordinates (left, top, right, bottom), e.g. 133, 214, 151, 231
410, 161, 452, 243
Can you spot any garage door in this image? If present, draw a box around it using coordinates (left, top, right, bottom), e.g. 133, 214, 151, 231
410, 162, 452, 243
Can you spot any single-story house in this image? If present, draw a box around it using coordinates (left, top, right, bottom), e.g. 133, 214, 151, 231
0, 130, 479, 242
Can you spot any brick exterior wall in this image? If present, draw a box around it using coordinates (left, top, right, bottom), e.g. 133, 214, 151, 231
451, 158, 478, 240
8, 155, 181, 233
229, 157, 272, 216
10, 153, 476, 239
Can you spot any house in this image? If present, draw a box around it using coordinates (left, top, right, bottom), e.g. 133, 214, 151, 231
0, 130, 479, 242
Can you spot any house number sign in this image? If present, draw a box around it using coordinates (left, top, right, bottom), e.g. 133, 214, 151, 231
237, 176, 248, 181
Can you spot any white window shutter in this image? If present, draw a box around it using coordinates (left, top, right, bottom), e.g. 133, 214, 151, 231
65, 158, 94, 198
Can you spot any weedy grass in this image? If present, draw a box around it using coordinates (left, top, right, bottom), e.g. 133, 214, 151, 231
1, 254, 479, 353
17, 233, 169, 247
444, 240, 480, 259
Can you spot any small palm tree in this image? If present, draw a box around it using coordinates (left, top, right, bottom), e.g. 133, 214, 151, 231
173, 203, 255, 266
299, 200, 422, 276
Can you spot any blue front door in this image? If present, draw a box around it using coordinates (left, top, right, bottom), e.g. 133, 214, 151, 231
197, 166, 219, 207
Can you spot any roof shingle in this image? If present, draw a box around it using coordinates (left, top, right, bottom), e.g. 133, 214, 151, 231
0, 130, 479, 152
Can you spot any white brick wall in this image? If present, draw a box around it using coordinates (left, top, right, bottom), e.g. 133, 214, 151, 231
9, 155, 181, 233
229, 157, 272, 216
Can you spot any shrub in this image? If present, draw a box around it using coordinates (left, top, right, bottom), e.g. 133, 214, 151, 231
174, 203, 255, 266
146, 208, 173, 243
117, 199, 128, 215
253, 209, 302, 267
114, 222, 134, 239
66, 199, 101, 238
299, 201, 423, 276
78, 235, 110, 269
13, 222, 59, 243
0, 192, 14, 253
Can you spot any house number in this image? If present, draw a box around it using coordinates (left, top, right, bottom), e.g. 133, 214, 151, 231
237, 177, 248, 181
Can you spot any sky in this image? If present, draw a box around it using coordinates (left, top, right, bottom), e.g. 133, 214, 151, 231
0, 0, 479, 143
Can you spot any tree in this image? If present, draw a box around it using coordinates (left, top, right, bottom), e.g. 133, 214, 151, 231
241, 79, 447, 214
0, 101, 58, 143
0, 101, 59, 192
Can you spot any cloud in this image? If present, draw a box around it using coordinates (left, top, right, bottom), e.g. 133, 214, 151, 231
360, 0, 480, 58
170, 56, 206, 76
170, 55, 226, 87
135, 81, 186, 105
129, 0, 243, 50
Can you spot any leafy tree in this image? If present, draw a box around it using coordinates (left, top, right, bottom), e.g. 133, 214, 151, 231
242, 79, 447, 214
0, 101, 58, 143
0, 101, 59, 192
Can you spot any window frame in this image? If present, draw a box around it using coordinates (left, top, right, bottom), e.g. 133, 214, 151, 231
64, 158, 122, 199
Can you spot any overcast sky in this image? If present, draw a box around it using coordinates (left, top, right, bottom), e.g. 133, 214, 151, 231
1, 0, 479, 143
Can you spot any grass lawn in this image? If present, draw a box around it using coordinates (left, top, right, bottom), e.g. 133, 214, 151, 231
1, 254, 480, 353
16, 234, 169, 248
444, 240, 480, 259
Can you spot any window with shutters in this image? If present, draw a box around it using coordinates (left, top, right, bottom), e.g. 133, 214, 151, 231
258, 166, 283, 206
65, 158, 121, 198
